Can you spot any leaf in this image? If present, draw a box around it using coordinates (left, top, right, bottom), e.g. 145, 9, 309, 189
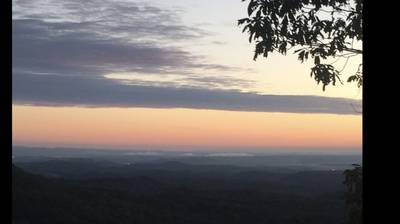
282, 15, 288, 26
238, 18, 249, 25
294, 48, 304, 53
314, 56, 320, 65
288, 12, 295, 22
298, 50, 305, 62
248, 1, 257, 16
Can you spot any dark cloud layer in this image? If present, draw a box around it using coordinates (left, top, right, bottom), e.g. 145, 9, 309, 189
12, 18, 217, 76
12, 0, 235, 75
13, 72, 360, 114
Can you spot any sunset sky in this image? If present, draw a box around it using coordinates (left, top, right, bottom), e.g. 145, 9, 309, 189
12, 0, 362, 152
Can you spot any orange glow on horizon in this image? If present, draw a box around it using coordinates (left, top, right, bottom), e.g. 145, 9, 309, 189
12, 105, 362, 150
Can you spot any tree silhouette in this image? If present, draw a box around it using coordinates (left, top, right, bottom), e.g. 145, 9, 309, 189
343, 164, 362, 224
238, 0, 362, 91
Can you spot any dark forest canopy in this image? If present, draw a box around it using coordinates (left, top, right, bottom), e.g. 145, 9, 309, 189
238, 0, 362, 91
13, 162, 348, 224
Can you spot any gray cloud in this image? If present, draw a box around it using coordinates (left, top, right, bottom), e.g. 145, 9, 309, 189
12, 15, 243, 73
13, 72, 361, 114
211, 41, 228, 45
12, 0, 254, 86
13, 0, 207, 42
12, 18, 213, 75
12, 0, 237, 75
180, 76, 256, 89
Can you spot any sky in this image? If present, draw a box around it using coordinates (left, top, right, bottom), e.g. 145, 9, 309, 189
12, 0, 362, 152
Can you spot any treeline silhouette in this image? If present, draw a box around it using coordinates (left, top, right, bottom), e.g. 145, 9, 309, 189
13, 160, 349, 224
